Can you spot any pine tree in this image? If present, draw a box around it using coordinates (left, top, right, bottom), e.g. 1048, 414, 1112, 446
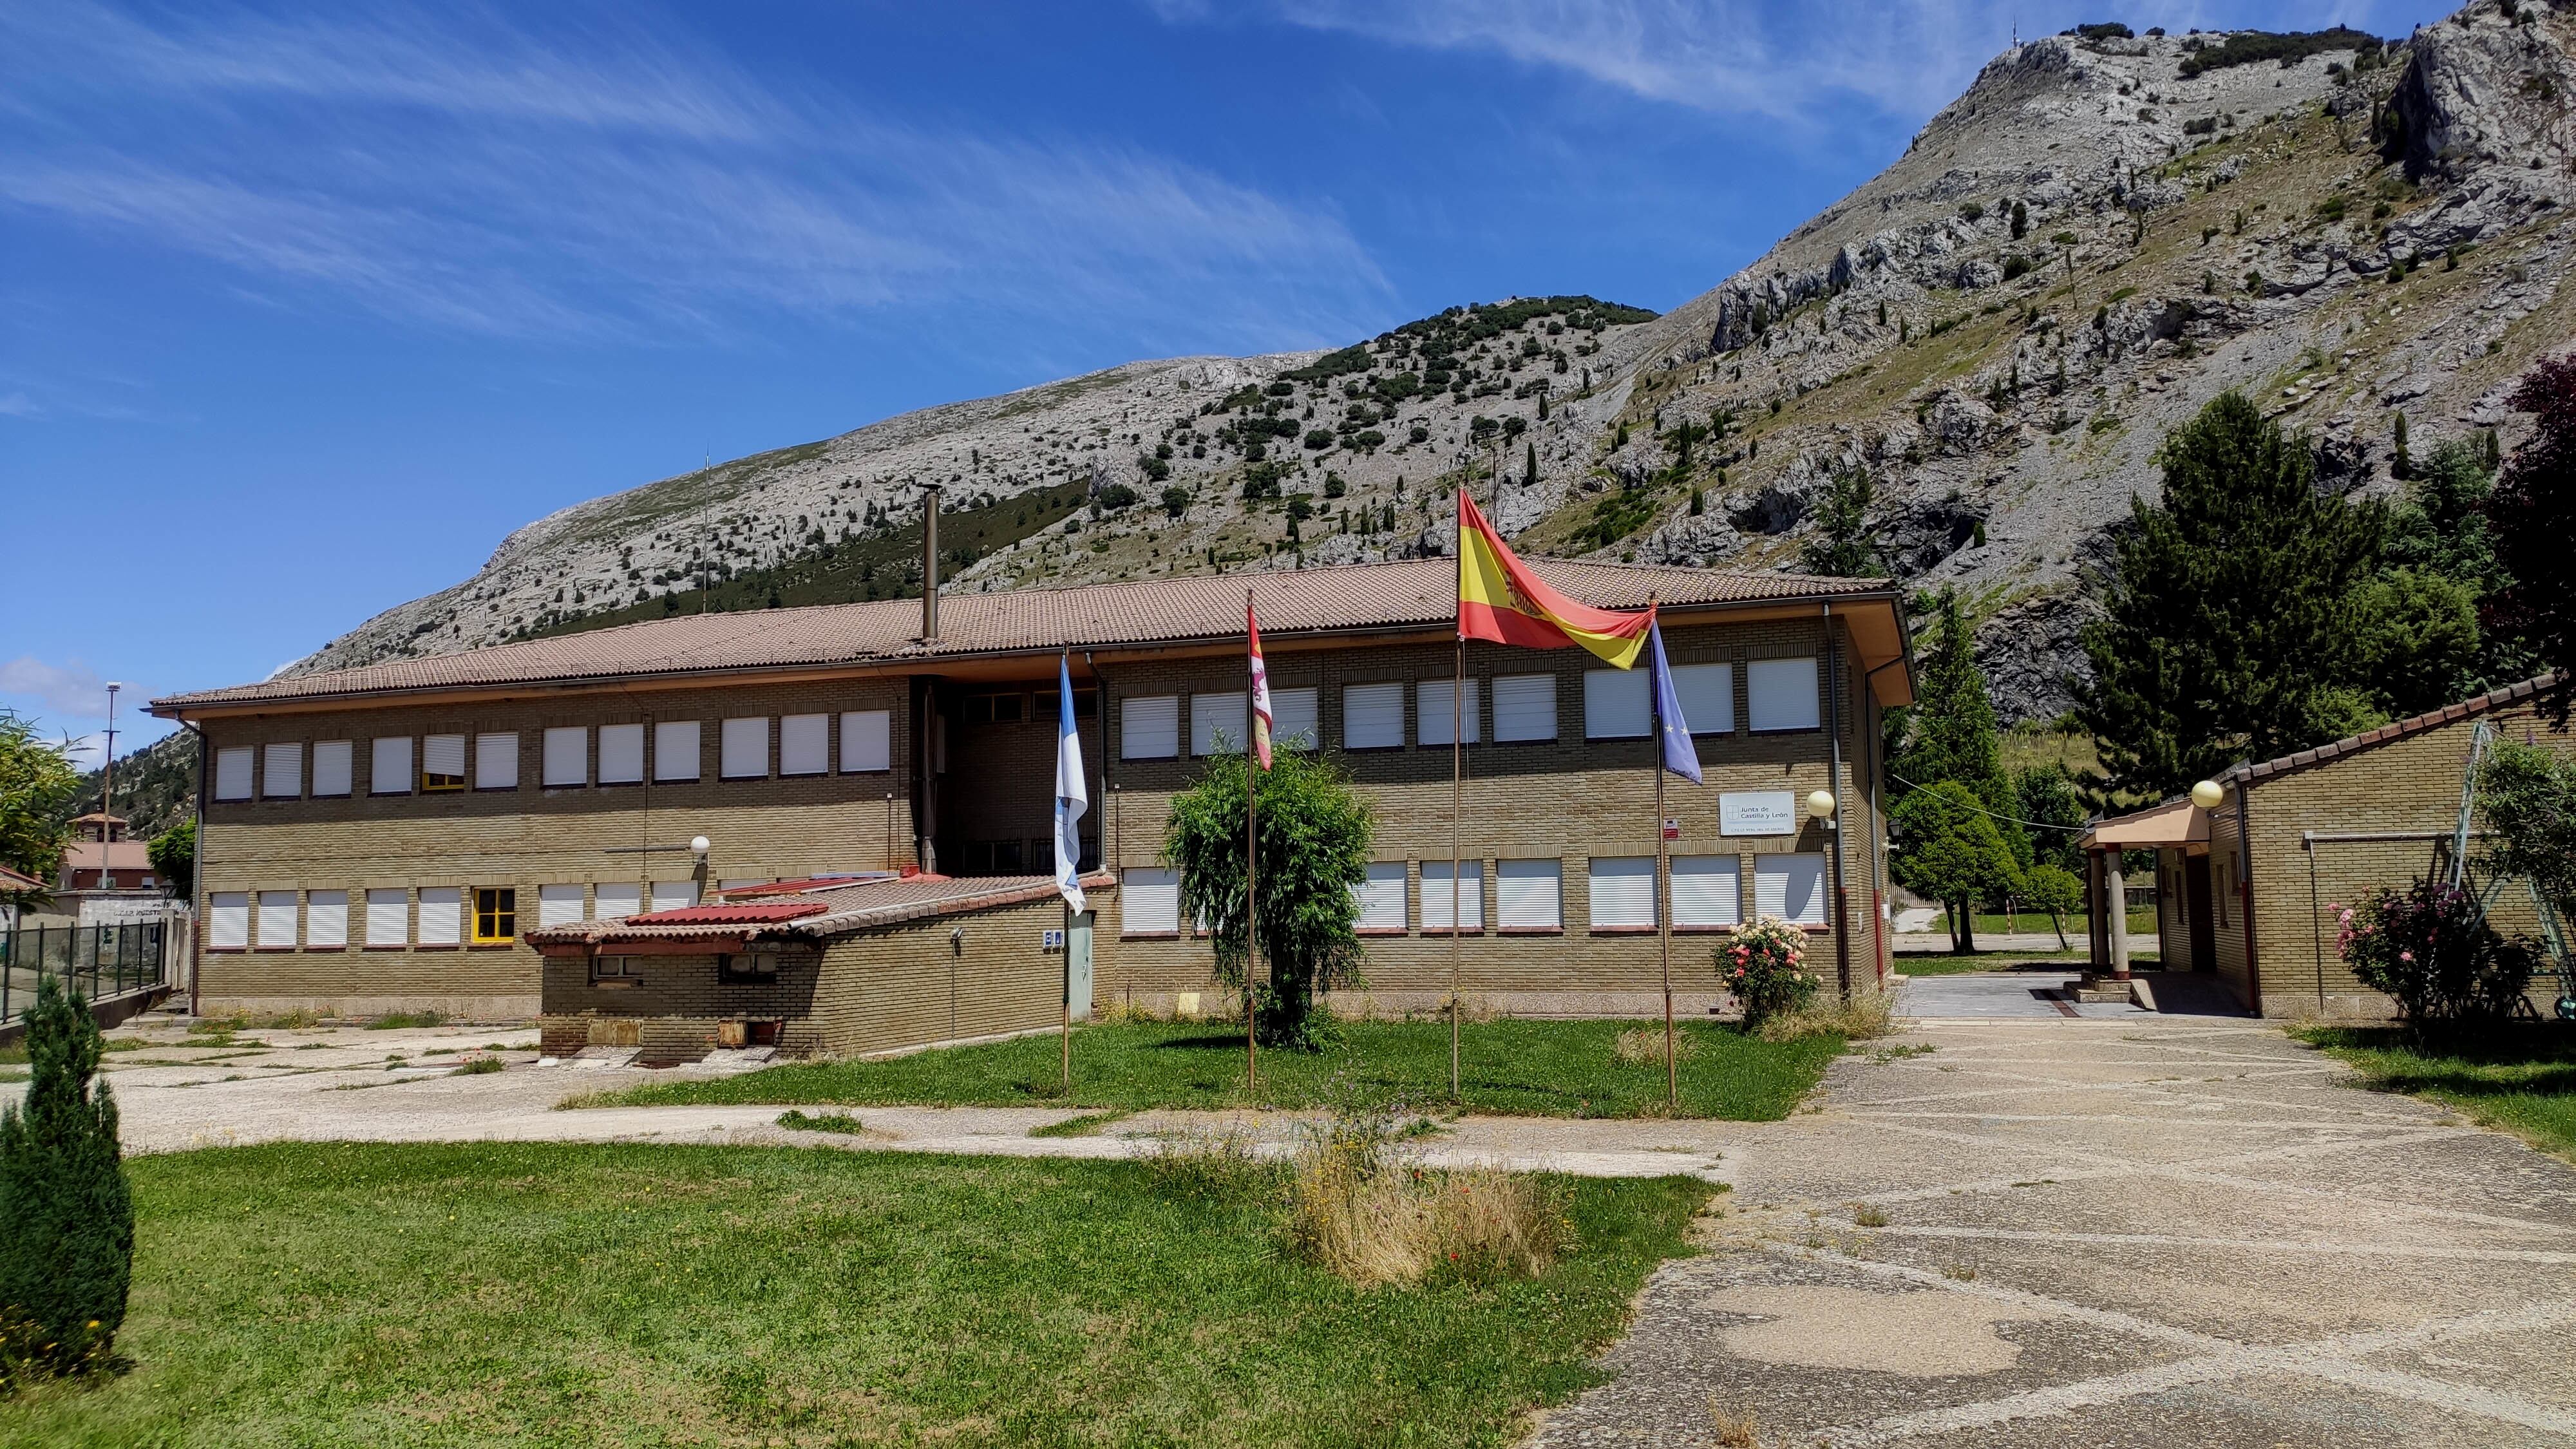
0, 976, 132, 1382
2074, 392, 2387, 802
2485, 355, 2576, 722
1801, 465, 1884, 577
1523, 443, 1538, 488
1891, 592, 2029, 867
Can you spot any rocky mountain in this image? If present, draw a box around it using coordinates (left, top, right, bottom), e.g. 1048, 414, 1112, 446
292, 3, 2576, 725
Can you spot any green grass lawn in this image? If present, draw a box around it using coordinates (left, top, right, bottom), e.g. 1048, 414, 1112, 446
2299, 1025, 2576, 1162
0, 1142, 1713, 1448
573, 1018, 1843, 1120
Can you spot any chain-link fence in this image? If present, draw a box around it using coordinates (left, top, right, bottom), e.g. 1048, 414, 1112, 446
0, 920, 169, 1027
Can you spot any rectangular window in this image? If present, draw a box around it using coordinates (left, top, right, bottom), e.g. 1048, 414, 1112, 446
1672, 855, 1744, 929
591, 955, 644, 985
261, 743, 302, 798
779, 714, 829, 775
1121, 867, 1180, 934
1747, 658, 1821, 732
1121, 696, 1179, 760
542, 726, 588, 787
594, 882, 641, 922
538, 884, 585, 928
1421, 860, 1484, 931
1587, 857, 1656, 929
963, 691, 1026, 724
1672, 662, 1736, 737
1341, 681, 1404, 748
421, 734, 466, 791
1496, 858, 1562, 930
1492, 674, 1557, 743
1191, 692, 1248, 756
840, 710, 891, 773
1584, 668, 1651, 739
1352, 862, 1408, 931
371, 736, 412, 795
719, 716, 769, 779
653, 721, 701, 782
208, 892, 249, 948
417, 886, 462, 945
474, 732, 519, 790
1754, 853, 1828, 925
214, 747, 254, 802
307, 889, 348, 947
650, 879, 698, 914
1417, 679, 1482, 746
598, 723, 645, 784
256, 890, 298, 946
1271, 687, 1319, 750
473, 887, 517, 943
365, 888, 408, 946
312, 740, 354, 797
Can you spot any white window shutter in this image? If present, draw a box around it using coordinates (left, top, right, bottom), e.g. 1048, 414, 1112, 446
417, 887, 462, 944
1191, 692, 1248, 756
1584, 669, 1651, 738
312, 741, 354, 797
422, 734, 466, 779
475, 733, 518, 790
208, 893, 249, 948
1748, 658, 1821, 732
720, 716, 769, 778
597, 724, 645, 784
1671, 663, 1736, 736
538, 884, 585, 928
261, 743, 301, 798
1587, 857, 1655, 928
214, 748, 254, 801
1672, 855, 1743, 928
1341, 682, 1404, 748
593, 882, 641, 921
650, 879, 698, 913
654, 721, 700, 781
1121, 867, 1180, 933
1121, 696, 1179, 760
371, 736, 412, 795
1270, 687, 1318, 750
779, 714, 829, 775
1495, 858, 1561, 929
1417, 679, 1481, 746
543, 727, 588, 787
1754, 853, 1827, 925
307, 890, 348, 947
840, 710, 891, 772
365, 888, 409, 945
1491, 674, 1557, 742
1352, 862, 1408, 929
256, 891, 298, 947
1421, 860, 1483, 930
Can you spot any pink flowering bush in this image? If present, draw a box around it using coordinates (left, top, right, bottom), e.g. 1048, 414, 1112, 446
1719, 916, 1817, 1030
2333, 878, 2535, 1027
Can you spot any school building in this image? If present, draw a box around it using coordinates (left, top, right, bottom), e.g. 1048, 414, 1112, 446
151, 549, 1915, 1062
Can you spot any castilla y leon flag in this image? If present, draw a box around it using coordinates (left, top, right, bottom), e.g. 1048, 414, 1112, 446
1456, 490, 1655, 668
1247, 598, 1274, 770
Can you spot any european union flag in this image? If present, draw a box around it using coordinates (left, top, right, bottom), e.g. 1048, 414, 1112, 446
1647, 621, 1701, 785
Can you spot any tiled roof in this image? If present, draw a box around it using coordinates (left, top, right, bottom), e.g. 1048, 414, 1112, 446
524, 871, 1113, 948
2225, 674, 2569, 786
624, 902, 828, 925
0, 864, 44, 893
154, 556, 1891, 712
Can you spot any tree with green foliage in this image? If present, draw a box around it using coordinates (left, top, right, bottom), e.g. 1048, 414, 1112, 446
2011, 762, 2087, 874
1523, 443, 1538, 488
0, 711, 79, 884
1892, 592, 2029, 866
2485, 355, 2576, 721
147, 820, 195, 899
0, 974, 133, 1384
2350, 567, 2482, 718
1801, 465, 1884, 578
1891, 782, 2022, 953
2075, 392, 2388, 803
1160, 486, 1191, 519
1165, 748, 1374, 1050
2477, 739, 2576, 925
2022, 862, 2085, 949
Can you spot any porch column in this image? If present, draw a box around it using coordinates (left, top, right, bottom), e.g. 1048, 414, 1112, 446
2086, 850, 2108, 972
2105, 851, 2131, 978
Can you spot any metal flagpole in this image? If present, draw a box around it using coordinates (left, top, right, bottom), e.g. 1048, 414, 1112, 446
1061, 896, 1072, 1095
1450, 484, 1466, 1101
1245, 587, 1259, 1092
1653, 598, 1675, 1109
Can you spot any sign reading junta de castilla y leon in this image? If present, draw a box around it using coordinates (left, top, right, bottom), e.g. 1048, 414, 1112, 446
1719, 791, 1797, 837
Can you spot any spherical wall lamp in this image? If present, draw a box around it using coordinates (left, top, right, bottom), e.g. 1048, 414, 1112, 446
2189, 781, 2223, 811
1806, 789, 1837, 820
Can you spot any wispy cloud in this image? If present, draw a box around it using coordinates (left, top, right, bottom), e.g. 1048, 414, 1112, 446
0, 657, 118, 720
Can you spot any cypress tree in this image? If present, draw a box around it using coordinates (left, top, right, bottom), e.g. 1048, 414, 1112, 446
0, 976, 132, 1382
2391, 410, 2411, 480
1524, 442, 1539, 488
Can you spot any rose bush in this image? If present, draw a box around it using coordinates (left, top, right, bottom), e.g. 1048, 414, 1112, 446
2333, 877, 2535, 1027
1719, 916, 1817, 1030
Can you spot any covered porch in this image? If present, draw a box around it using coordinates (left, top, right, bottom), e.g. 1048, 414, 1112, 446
2076, 796, 2217, 985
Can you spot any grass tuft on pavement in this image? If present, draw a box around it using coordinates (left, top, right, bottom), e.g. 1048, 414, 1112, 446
2299, 1024, 2576, 1161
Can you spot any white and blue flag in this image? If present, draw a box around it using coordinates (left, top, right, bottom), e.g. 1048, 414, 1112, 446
1647, 621, 1703, 786
1054, 654, 1089, 911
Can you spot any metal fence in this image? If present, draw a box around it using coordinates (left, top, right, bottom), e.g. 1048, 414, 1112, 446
0, 920, 169, 1027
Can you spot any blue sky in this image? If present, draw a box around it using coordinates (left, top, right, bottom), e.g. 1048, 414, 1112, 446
3, 0, 2447, 764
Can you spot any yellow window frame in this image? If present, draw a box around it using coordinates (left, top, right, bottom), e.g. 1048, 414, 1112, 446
473, 887, 517, 943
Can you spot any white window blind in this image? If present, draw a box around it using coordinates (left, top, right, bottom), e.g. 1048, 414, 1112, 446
538, 884, 585, 928
650, 879, 698, 914
1492, 674, 1557, 742
307, 889, 348, 947
1121, 867, 1180, 933
1122, 696, 1179, 760
208, 893, 249, 948
475, 732, 518, 790
594, 882, 641, 922
262, 742, 301, 798
1191, 692, 1249, 756
1342, 682, 1404, 748
214, 748, 254, 802
1671, 662, 1736, 737
1271, 687, 1319, 750
1754, 853, 1827, 925
1584, 668, 1651, 739
417, 886, 462, 945
365, 888, 408, 946
1748, 658, 1821, 732
422, 734, 466, 779
1421, 860, 1484, 930
543, 727, 588, 787
780, 714, 829, 775
654, 721, 701, 781
721, 716, 770, 779
312, 741, 353, 797
840, 710, 891, 772
1353, 862, 1408, 929
1587, 857, 1655, 928
371, 736, 412, 795
1496, 858, 1562, 929
1673, 855, 1743, 928
1417, 679, 1481, 746
598, 723, 645, 784
256, 891, 298, 947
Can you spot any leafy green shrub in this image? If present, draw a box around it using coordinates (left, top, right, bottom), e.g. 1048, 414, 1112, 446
1097, 482, 1139, 511
2001, 254, 2032, 281
1160, 486, 1191, 519
1719, 917, 1817, 1031
1957, 201, 1984, 223
0, 976, 133, 1385
1303, 429, 1332, 451
2333, 878, 2535, 1025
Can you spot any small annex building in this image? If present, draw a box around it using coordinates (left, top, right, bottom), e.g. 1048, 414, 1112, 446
2081, 675, 2572, 1019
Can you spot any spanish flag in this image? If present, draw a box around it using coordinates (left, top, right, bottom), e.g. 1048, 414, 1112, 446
1457, 491, 1654, 668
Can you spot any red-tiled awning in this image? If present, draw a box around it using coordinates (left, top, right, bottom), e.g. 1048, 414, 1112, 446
625, 902, 828, 925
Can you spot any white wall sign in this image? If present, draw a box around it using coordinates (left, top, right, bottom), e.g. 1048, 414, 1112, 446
1720, 791, 1797, 837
